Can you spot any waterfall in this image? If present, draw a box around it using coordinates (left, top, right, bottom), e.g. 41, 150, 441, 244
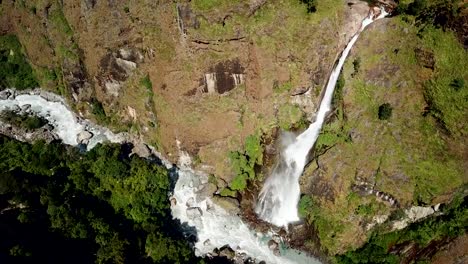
256, 8, 388, 227
171, 149, 322, 264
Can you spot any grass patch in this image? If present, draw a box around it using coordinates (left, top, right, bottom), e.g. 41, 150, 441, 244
278, 103, 307, 130
420, 26, 468, 137
48, 6, 73, 36
191, 0, 241, 12
0, 35, 38, 90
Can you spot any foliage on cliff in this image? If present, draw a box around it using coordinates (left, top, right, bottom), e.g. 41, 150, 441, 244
0, 35, 38, 90
0, 136, 199, 263
223, 134, 263, 194
336, 194, 468, 264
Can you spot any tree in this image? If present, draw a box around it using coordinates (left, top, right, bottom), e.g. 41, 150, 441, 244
378, 103, 393, 120
300, 0, 317, 13
0, 137, 199, 263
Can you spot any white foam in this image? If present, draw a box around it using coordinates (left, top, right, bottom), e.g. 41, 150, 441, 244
0, 91, 125, 148
171, 151, 321, 264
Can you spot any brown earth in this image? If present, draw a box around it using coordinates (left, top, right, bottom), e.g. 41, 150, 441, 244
0, 0, 372, 184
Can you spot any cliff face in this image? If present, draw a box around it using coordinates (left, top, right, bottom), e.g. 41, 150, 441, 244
300, 15, 468, 255
0, 0, 371, 183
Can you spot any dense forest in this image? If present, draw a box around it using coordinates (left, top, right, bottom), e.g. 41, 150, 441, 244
0, 136, 205, 264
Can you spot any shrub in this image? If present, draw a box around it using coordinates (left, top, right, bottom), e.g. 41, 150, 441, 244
140, 74, 152, 91
0, 110, 47, 130
228, 134, 263, 192
90, 99, 108, 123
332, 72, 345, 106
299, 0, 317, 13
450, 78, 464, 91
351, 58, 361, 77
378, 103, 392, 120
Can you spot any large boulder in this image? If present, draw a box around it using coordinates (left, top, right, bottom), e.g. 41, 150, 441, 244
196, 182, 217, 202
186, 207, 203, 220
77, 130, 93, 144
216, 245, 235, 259
132, 142, 151, 158
211, 196, 240, 215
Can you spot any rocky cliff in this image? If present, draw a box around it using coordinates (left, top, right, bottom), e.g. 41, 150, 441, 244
0, 0, 372, 183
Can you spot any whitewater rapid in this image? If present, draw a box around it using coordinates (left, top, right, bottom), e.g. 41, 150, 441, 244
256, 8, 388, 227
0, 89, 125, 149
0, 89, 320, 263
171, 148, 321, 264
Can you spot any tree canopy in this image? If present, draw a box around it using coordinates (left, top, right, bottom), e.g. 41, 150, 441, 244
0, 136, 202, 263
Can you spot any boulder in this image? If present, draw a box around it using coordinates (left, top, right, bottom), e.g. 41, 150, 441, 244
20, 104, 31, 113
211, 196, 240, 215
203, 239, 211, 247
186, 197, 195, 207
217, 245, 235, 259
11, 104, 20, 112
0, 90, 11, 100
268, 240, 280, 256
196, 182, 217, 202
186, 207, 203, 220
132, 142, 151, 158
77, 130, 93, 144
405, 206, 434, 222
170, 197, 177, 207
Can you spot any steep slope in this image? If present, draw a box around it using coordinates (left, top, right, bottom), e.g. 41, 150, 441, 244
0, 0, 371, 185
300, 13, 467, 255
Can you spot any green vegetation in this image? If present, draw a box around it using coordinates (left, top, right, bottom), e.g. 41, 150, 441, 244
336, 194, 468, 263
90, 99, 109, 124
0, 110, 48, 130
299, 0, 317, 13
0, 35, 38, 90
140, 74, 153, 94
191, 0, 241, 12
355, 202, 380, 216
450, 78, 464, 91
378, 103, 392, 120
397, 0, 464, 29
332, 72, 346, 107
420, 26, 468, 137
298, 195, 314, 218
48, 6, 73, 36
278, 104, 307, 130
351, 58, 361, 78
273, 80, 294, 93
0, 136, 200, 263
225, 134, 263, 192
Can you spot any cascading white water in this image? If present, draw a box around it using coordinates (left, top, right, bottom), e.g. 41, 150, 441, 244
171, 148, 321, 264
256, 8, 388, 227
0, 90, 125, 148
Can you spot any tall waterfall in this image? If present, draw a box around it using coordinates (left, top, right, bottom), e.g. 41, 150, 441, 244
256, 8, 388, 227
